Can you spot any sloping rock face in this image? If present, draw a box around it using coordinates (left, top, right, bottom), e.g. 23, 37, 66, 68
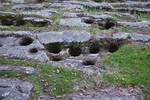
0, 79, 33, 100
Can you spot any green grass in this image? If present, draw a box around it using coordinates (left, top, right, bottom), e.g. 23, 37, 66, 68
103, 44, 150, 100
0, 57, 81, 96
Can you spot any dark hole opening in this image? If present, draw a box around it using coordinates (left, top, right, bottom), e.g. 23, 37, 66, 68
83, 18, 95, 24
29, 48, 38, 54
0, 44, 2, 47
69, 46, 82, 57
19, 37, 33, 46
82, 60, 95, 65
89, 42, 100, 54
46, 43, 62, 54
108, 43, 119, 53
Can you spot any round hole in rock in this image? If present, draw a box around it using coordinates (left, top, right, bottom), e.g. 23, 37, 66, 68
83, 18, 94, 24
29, 48, 38, 54
19, 37, 33, 46
45, 43, 62, 54
89, 42, 100, 54
104, 18, 116, 29
0, 44, 2, 47
82, 60, 95, 65
69, 46, 82, 57
108, 43, 119, 53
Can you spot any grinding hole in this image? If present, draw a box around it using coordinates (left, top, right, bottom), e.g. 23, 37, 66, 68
69, 46, 82, 57
89, 42, 100, 54
19, 37, 33, 46
29, 48, 38, 54
108, 43, 119, 53
46, 43, 62, 54
104, 18, 116, 29
82, 60, 95, 65
0, 44, 2, 47
83, 18, 95, 24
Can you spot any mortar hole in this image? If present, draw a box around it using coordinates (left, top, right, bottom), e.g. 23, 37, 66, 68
29, 48, 38, 54
108, 43, 119, 53
0, 44, 2, 47
19, 37, 33, 46
89, 42, 100, 54
69, 46, 82, 57
46, 43, 62, 54
83, 18, 94, 24
82, 60, 95, 65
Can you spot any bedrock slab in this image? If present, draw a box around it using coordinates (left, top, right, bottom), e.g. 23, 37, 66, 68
0, 31, 49, 62
59, 87, 143, 100
37, 30, 91, 44
59, 18, 90, 27
0, 65, 38, 74
0, 79, 33, 100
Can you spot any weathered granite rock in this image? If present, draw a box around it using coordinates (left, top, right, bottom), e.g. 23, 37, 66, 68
50, 2, 83, 11
12, 3, 49, 10
0, 65, 38, 74
60, 87, 143, 100
117, 21, 150, 28
59, 18, 90, 27
0, 31, 49, 62
113, 32, 150, 42
111, 1, 150, 8
22, 9, 55, 17
63, 1, 113, 10
37, 30, 91, 44
0, 79, 33, 100
115, 7, 150, 14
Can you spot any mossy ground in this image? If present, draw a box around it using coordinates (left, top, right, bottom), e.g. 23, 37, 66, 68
0, 58, 82, 97
103, 44, 150, 100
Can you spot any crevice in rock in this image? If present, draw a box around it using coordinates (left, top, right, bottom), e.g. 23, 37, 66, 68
82, 59, 95, 65
19, 37, 34, 46
51, 56, 63, 61
69, 45, 82, 57
45, 43, 63, 54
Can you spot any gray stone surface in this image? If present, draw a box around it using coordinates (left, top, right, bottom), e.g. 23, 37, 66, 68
59, 18, 90, 27
0, 31, 49, 62
37, 30, 91, 44
0, 79, 33, 100
113, 32, 150, 42
0, 65, 38, 74
118, 21, 150, 28
60, 87, 143, 100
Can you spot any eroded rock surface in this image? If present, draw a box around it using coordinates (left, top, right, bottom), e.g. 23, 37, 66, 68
0, 79, 33, 100
59, 87, 143, 100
